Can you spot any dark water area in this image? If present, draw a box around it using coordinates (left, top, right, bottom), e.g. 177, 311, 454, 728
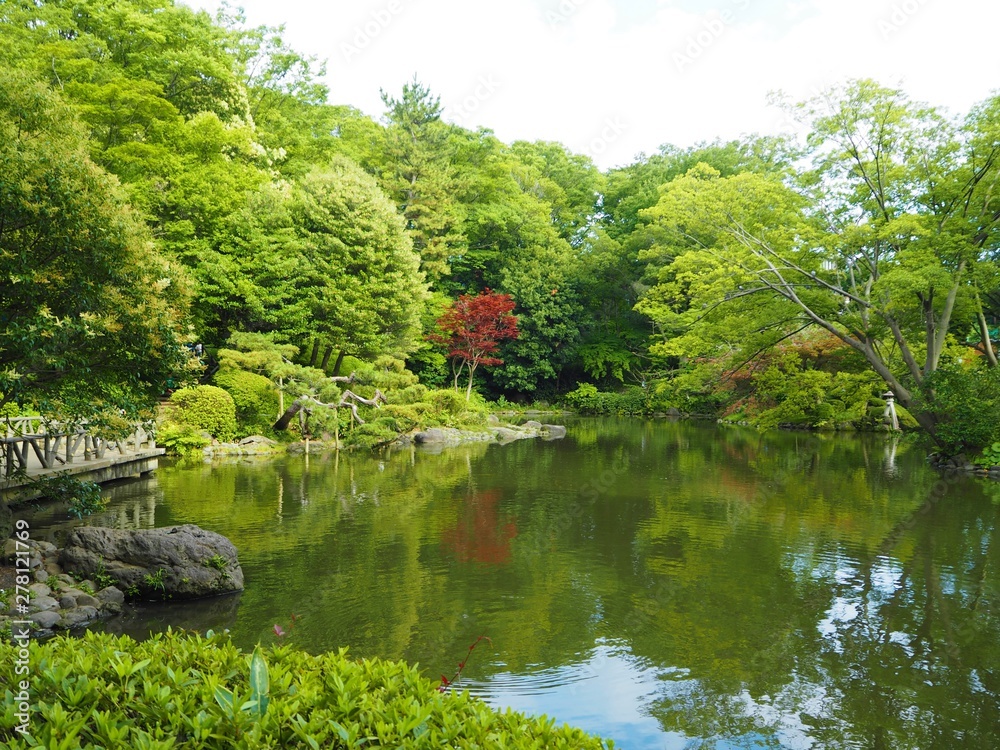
21, 419, 1000, 748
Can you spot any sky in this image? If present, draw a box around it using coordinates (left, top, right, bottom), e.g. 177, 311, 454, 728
187, 0, 1000, 170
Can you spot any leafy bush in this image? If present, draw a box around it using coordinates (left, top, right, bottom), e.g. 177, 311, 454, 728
423, 389, 489, 428
349, 419, 403, 450
0, 630, 611, 749
977, 441, 1000, 468
564, 384, 648, 415
213, 368, 279, 437
30, 474, 107, 518
169, 385, 237, 442
923, 362, 1000, 454
389, 383, 429, 406
428, 388, 469, 415
156, 422, 212, 456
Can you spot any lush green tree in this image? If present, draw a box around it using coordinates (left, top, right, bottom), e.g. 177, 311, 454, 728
201, 158, 427, 364
0, 0, 273, 264
509, 140, 603, 245
0, 70, 190, 420
380, 78, 466, 283
293, 157, 428, 366
638, 81, 1000, 445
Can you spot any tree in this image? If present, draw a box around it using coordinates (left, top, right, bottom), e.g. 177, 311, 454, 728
431, 291, 519, 400
638, 81, 1000, 445
379, 78, 466, 283
197, 157, 428, 363
0, 70, 190, 421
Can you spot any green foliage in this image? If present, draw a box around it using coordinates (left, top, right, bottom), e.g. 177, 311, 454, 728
923, 363, 1000, 454
0, 630, 609, 749
92, 560, 116, 591
647, 365, 732, 416
143, 569, 168, 597
155, 423, 212, 456
747, 360, 882, 431
30, 475, 107, 519
564, 384, 648, 415
389, 384, 430, 406
0, 69, 190, 421
213, 368, 279, 437
169, 386, 238, 443
422, 390, 490, 428
350, 419, 406, 450
204, 555, 229, 573
977, 442, 1000, 468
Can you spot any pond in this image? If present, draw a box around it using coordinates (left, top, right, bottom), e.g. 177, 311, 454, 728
21, 419, 1000, 748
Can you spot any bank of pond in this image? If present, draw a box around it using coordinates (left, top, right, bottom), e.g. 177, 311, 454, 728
6, 418, 1000, 749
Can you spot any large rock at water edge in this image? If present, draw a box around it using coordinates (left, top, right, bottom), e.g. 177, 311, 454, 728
59, 525, 244, 600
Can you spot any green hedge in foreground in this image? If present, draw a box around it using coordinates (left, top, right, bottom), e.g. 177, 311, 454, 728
0, 630, 611, 749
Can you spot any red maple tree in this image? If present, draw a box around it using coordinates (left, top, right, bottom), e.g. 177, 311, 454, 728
430, 289, 519, 400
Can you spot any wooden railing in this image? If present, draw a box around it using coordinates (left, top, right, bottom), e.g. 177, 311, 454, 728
1, 418, 157, 479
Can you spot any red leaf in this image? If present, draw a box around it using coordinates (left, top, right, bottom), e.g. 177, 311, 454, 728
428, 290, 519, 374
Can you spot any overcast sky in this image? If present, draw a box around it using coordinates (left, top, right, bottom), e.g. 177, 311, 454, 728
189, 0, 999, 170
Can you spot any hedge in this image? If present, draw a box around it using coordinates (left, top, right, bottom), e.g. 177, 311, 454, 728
0, 630, 612, 749
169, 385, 238, 443
213, 368, 279, 437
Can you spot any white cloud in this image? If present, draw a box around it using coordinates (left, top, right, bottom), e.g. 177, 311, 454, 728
188, 0, 1000, 169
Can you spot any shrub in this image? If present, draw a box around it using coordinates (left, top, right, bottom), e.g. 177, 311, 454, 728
380, 404, 422, 432
924, 362, 1000, 454
0, 630, 610, 749
156, 422, 212, 456
169, 385, 237, 442
564, 384, 648, 415
389, 383, 429, 406
213, 368, 279, 437
30, 474, 107, 518
428, 388, 468, 415
422, 389, 490, 428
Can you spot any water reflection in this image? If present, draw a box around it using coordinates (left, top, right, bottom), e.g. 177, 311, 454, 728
18, 420, 1000, 748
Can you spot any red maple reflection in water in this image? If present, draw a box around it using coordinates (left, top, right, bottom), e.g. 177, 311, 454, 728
441, 490, 518, 564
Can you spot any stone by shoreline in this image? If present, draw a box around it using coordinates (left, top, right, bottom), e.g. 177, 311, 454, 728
1, 538, 125, 639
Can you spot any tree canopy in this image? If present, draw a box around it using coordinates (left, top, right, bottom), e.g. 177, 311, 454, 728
1, 0, 998, 453
0, 69, 189, 421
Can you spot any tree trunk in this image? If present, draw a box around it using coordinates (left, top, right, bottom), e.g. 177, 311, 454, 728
466, 363, 478, 401
320, 345, 333, 371
928, 261, 966, 373
979, 310, 998, 367
308, 338, 321, 367
332, 350, 346, 377
273, 398, 305, 431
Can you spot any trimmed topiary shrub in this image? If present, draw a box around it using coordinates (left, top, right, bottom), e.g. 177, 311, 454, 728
0, 630, 611, 749
428, 388, 468, 415
169, 385, 237, 443
213, 368, 279, 437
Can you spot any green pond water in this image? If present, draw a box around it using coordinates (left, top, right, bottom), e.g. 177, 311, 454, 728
23, 419, 1000, 748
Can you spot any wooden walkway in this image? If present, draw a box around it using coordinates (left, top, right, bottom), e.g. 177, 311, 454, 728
1, 417, 164, 497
